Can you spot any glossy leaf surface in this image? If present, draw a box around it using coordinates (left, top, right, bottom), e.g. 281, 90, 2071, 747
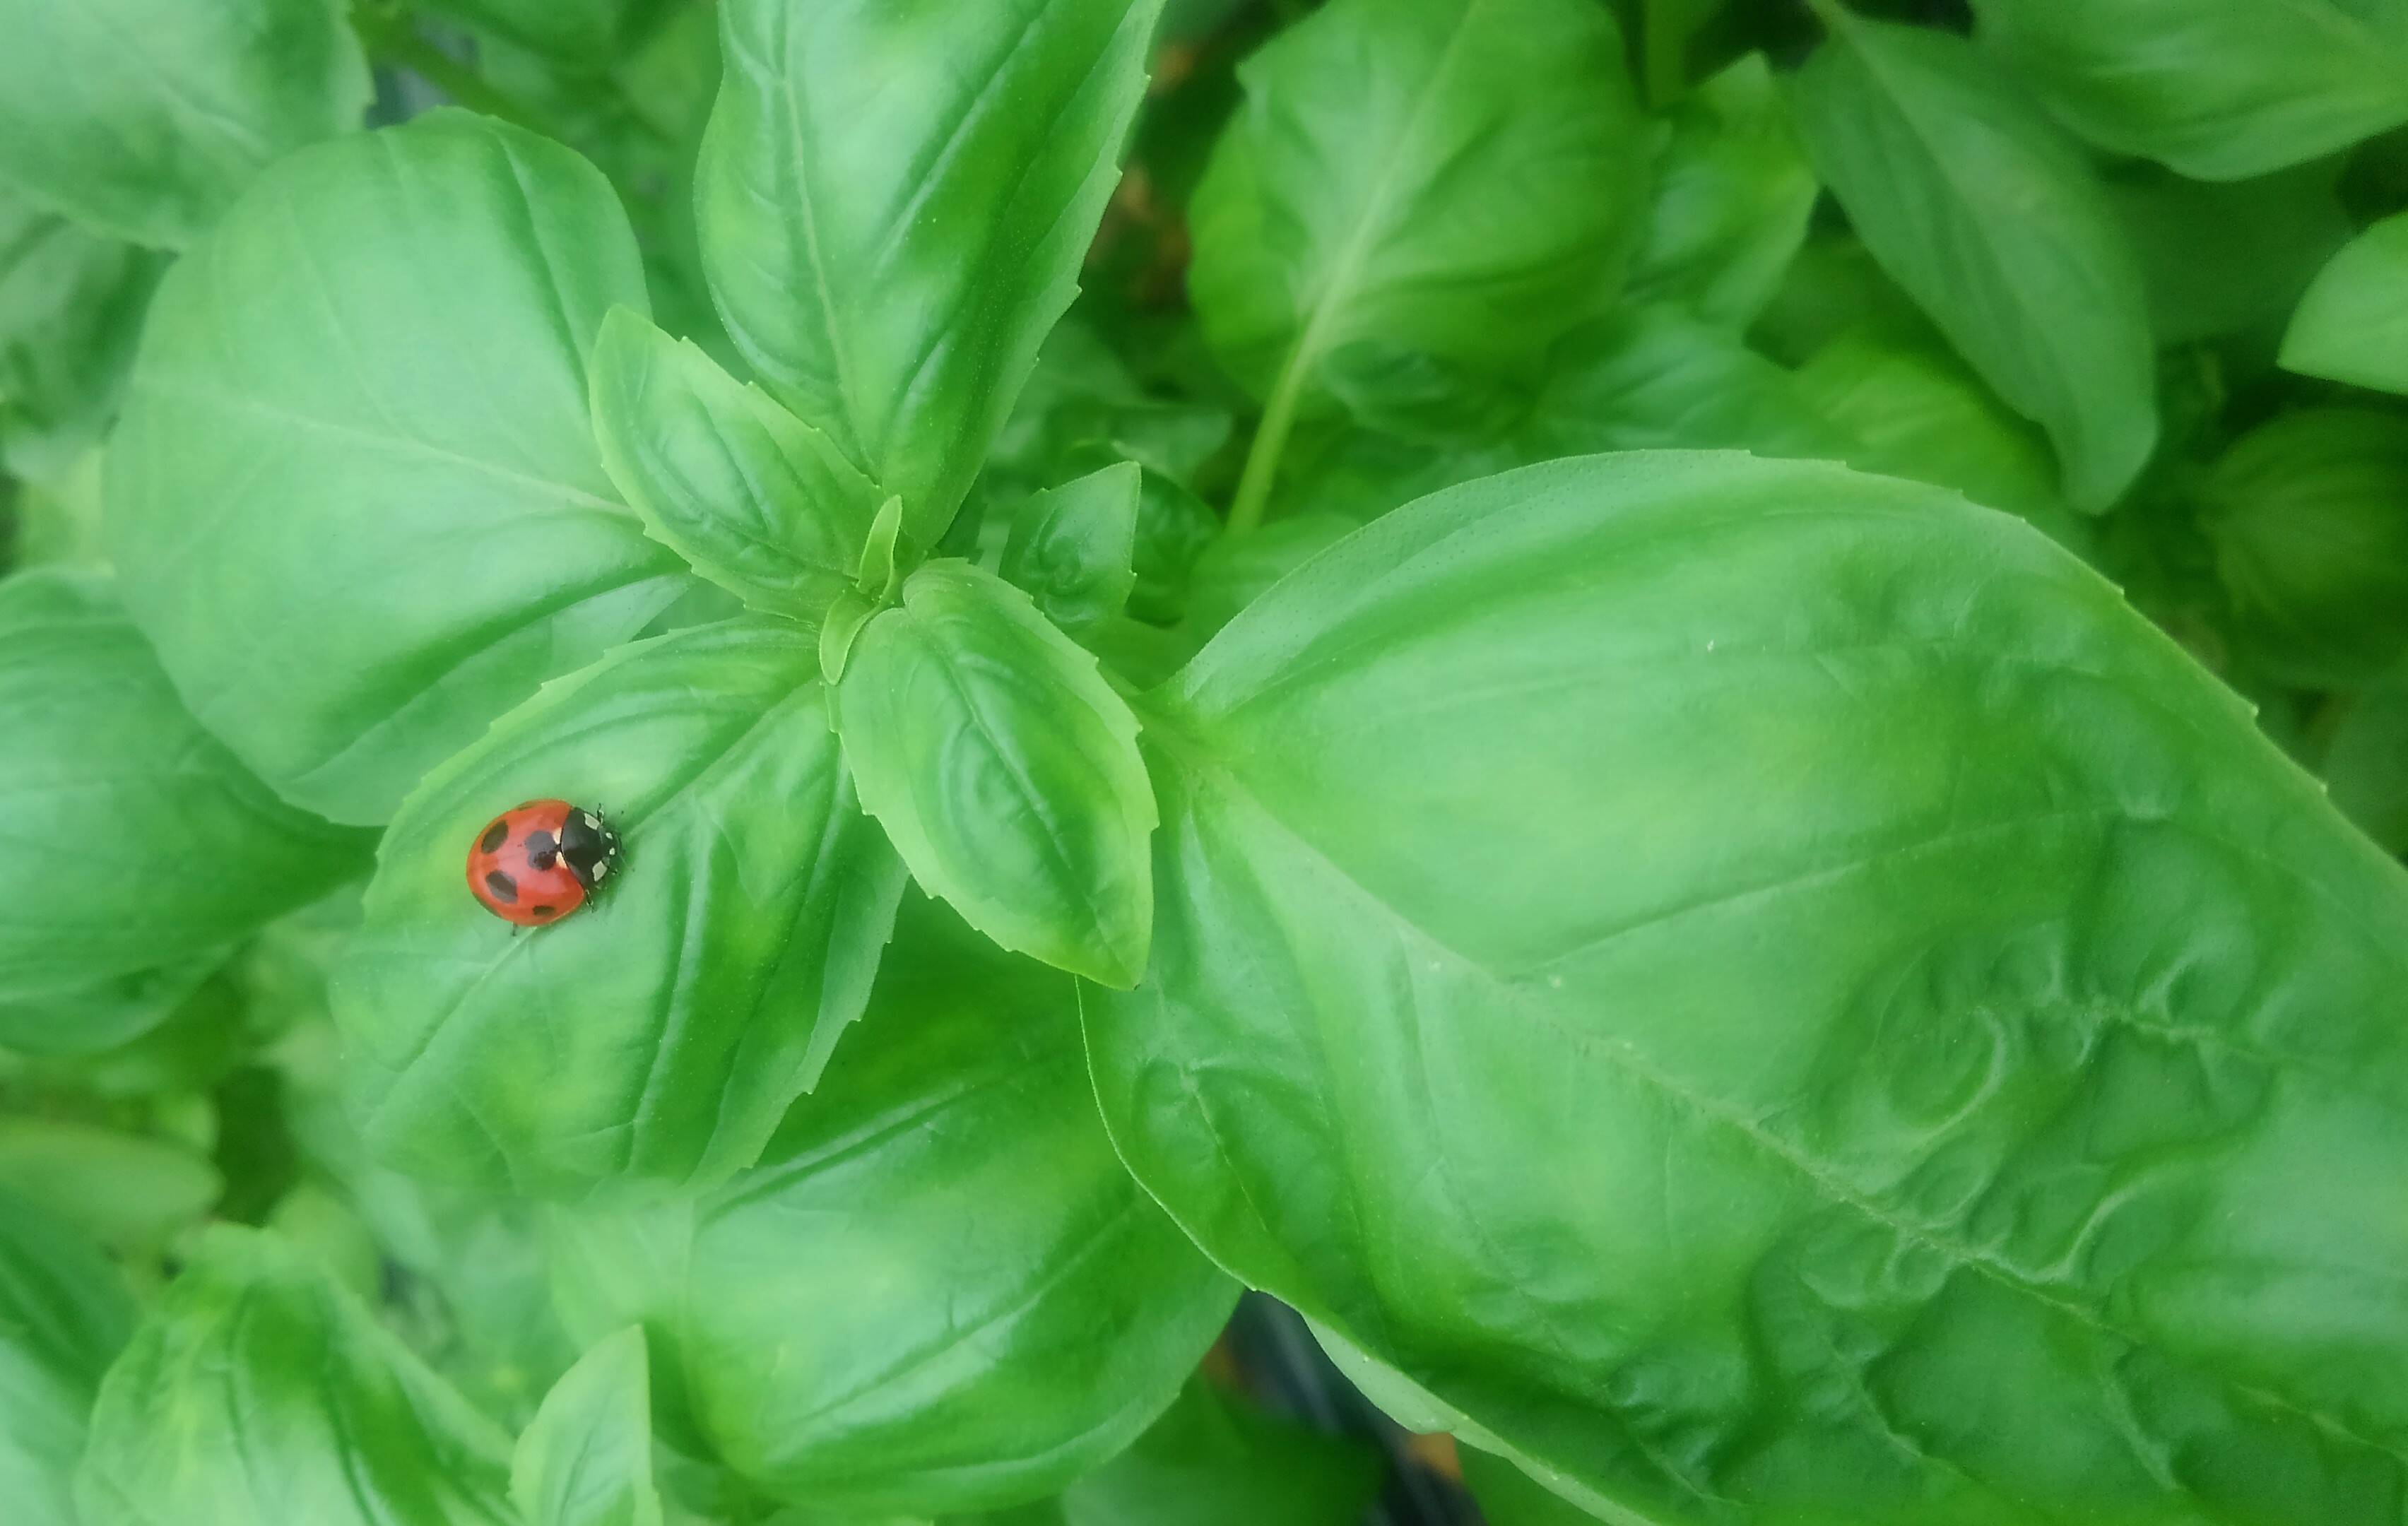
107, 112, 700, 826
2284, 211, 2408, 396
512, 1329, 664, 1526
1090, 451, 2408, 1524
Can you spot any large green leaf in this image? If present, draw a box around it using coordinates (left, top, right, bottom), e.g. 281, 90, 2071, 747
0, 572, 367, 1052
1969, 0, 2408, 180
107, 112, 701, 827
697, 0, 1162, 543
0, 193, 163, 483
548, 896, 1236, 1516
335, 618, 906, 1200
835, 561, 1155, 986
2199, 408, 2408, 690
0, 1188, 134, 1526
1626, 54, 1819, 329
1088, 451, 2408, 1523
591, 305, 885, 620
1793, 8, 2157, 512
1190, 0, 1647, 520
513, 1329, 664, 1526
2284, 211, 2408, 396
76, 1227, 517, 1525
0, 0, 368, 248
1048, 1379, 1384, 1526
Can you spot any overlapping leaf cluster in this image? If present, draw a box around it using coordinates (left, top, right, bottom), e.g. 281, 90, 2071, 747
6, 0, 2408, 1522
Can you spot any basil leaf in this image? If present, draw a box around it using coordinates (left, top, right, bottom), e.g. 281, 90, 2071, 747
0, 1118, 219, 1256
512, 1329, 663, 1526
2325, 678, 2408, 856
1460, 1450, 1595, 1526
1090, 451, 2408, 1522
2111, 161, 2352, 347
835, 561, 1155, 986
0, 0, 368, 249
1970, 0, 2408, 181
591, 305, 884, 620
2284, 210, 2408, 396
0, 572, 367, 1053
548, 896, 1236, 1516
1052, 1379, 1384, 1526
698, 0, 1161, 543
1000, 461, 1143, 634
76, 1227, 518, 1526
1191, 0, 1647, 511
1627, 54, 1819, 329
2200, 408, 2408, 689
107, 112, 702, 827
0, 194, 163, 484
336, 619, 906, 1199
1793, 8, 2158, 511
986, 321, 1234, 500
0, 1188, 134, 1525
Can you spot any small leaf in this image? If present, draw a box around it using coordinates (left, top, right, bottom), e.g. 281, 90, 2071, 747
336, 619, 907, 1199
76, 1227, 517, 1525
1000, 461, 1143, 633
1626, 54, 1819, 328
512, 1330, 663, 1526
548, 896, 1234, 1517
0, 191, 165, 483
855, 493, 907, 604
591, 305, 884, 620
697, 0, 1163, 543
0, 0, 370, 248
107, 112, 700, 826
834, 561, 1156, 986
1969, 0, 2408, 180
1793, 9, 2158, 511
0, 1188, 134, 1525
2283, 210, 2408, 396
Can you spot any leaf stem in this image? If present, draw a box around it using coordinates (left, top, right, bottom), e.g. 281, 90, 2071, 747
1225, 345, 1314, 536
348, 4, 550, 134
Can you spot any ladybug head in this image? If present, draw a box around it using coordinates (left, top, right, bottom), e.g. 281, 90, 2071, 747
557, 808, 622, 892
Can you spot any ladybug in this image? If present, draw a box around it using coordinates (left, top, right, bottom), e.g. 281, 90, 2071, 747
465, 800, 621, 928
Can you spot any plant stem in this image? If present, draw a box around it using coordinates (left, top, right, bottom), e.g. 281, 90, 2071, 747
349, 3, 549, 134
1225, 345, 1313, 536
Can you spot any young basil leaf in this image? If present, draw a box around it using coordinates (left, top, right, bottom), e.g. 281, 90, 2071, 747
107, 112, 702, 827
0, 194, 164, 484
0, 1117, 220, 1255
2199, 408, 2408, 690
697, 0, 1162, 543
548, 895, 1237, 1516
76, 1227, 518, 1526
336, 618, 907, 1200
1054, 1378, 1385, 1526
512, 1329, 663, 1526
2110, 161, 2353, 348
1969, 0, 2408, 181
2283, 211, 2408, 396
1793, 8, 2158, 512
1000, 461, 1143, 634
1627, 54, 1819, 329
834, 561, 1157, 986
1090, 451, 2408, 1523
1191, 0, 1647, 512
0, 1188, 134, 1525
0, 0, 368, 249
986, 320, 1234, 501
0, 572, 368, 1053
591, 305, 884, 620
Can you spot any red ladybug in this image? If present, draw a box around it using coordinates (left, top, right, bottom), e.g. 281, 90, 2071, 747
465, 800, 622, 927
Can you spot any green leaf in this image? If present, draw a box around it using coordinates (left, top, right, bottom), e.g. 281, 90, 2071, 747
984, 320, 1234, 500
1051, 1379, 1384, 1526
106, 112, 702, 827
1460, 1450, 1598, 1526
548, 895, 1237, 1516
1793, 9, 2158, 511
0, 194, 164, 484
834, 561, 1156, 986
1089, 451, 2408, 1522
1627, 54, 1819, 329
1193, 0, 1648, 523
2111, 160, 2352, 347
0, 1118, 219, 1255
0, 1188, 134, 1526
421, 0, 671, 65
1969, 0, 2408, 180
2200, 408, 2408, 690
2284, 210, 2408, 396
513, 1329, 663, 1526
335, 618, 907, 1199
0, 0, 368, 249
591, 305, 885, 620
1000, 462, 1143, 633
697, 0, 1162, 541
76, 1226, 517, 1526
0, 572, 367, 1051
2324, 676, 2408, 856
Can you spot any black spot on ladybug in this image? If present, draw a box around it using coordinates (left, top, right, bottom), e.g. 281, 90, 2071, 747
524, 829, 558, 870
531, 905, 556, 918
483, 870, 517, 904
479, 819, 509, 854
